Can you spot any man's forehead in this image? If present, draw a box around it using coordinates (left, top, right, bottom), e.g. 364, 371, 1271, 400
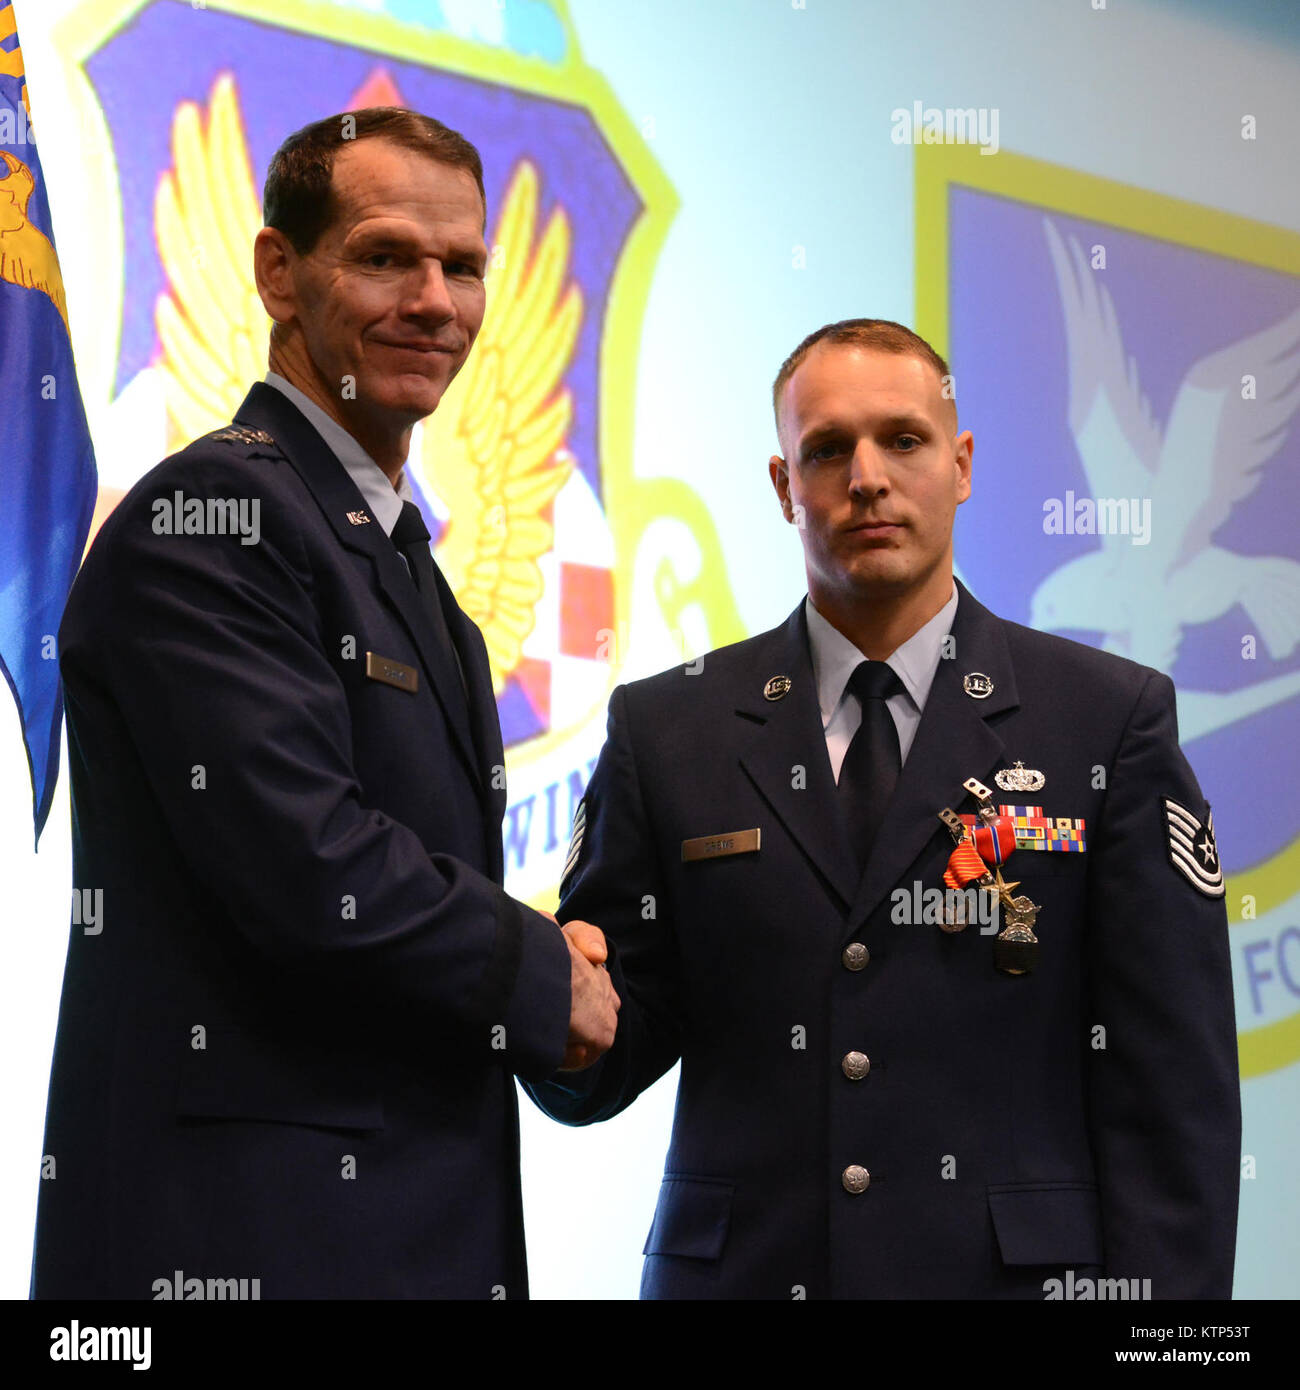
780, 343, 953, 434
790, 342, 942, 400
329, 142, 485, 234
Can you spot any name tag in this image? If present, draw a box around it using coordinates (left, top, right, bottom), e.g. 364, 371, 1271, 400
681, 828, 761, 862
365, 651, 418, 693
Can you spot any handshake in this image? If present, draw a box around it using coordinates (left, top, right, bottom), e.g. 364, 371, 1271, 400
549, 916, 621, 1072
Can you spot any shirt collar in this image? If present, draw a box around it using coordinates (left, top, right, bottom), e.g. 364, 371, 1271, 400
263, 372, 412, 535
805, 584, 959, 727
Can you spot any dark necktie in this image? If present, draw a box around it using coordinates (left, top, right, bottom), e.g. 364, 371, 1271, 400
388, 500, 467, 696
837, 659, 904, 871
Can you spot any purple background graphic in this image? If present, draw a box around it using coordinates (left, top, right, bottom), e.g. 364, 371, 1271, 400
85, 0, 643, 506
949, 186, 1300, 873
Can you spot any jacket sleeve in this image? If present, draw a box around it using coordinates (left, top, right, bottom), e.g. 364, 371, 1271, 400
64, 450, 571, 1080
524, 681, 684, 1123
1084, 668, 1240, 1296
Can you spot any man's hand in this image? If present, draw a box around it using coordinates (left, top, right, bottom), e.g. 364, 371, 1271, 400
557, 919, 619, 1072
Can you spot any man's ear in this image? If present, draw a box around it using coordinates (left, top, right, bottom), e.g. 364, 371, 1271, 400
254, 226, 298, 326
769, 455, 794, 522
954, 429, 973, 505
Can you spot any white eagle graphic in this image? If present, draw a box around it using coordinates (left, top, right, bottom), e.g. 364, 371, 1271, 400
1029, 218, 1300, 743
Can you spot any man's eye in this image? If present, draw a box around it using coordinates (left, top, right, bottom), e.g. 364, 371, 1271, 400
895, 435, 922, 451
445, 261, 481, 278
365, 253, 394, 269
809, 443, 842, 462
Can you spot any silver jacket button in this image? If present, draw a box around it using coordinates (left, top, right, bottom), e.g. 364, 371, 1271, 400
841, 1165, 871, 1194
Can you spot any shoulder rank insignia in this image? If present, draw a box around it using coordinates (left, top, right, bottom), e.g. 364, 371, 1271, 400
1163, 797, 1224, 898
210, 426, 277, 447
560, 797, 587, 892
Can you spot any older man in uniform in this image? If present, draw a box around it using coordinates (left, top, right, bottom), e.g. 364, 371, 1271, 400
530, 319, 1240, 1300
32, 107, 617, 1299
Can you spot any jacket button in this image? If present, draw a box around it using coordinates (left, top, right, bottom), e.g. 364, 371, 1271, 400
841, 1051, 871, 1080
841, 1165, 871, 1194
842, 942, 870, 971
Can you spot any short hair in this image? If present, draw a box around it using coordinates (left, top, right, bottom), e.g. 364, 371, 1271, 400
772, 318, 952, 441
263, 107, 486, 254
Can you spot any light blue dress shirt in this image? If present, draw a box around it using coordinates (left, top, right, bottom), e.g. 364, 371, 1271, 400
264, 372, 414, 539
806, 584, 959, 783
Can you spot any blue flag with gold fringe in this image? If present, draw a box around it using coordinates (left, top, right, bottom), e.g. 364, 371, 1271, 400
0, 1, 97, 845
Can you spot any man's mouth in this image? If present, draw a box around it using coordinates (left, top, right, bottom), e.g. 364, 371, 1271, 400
373, 340, 459, 355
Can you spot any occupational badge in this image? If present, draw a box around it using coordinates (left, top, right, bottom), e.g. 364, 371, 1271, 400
995, 760, 1046, 792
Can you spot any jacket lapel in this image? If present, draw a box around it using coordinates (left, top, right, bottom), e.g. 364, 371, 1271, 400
842, 578, 1018, 936
736, 603, 861, 908
433, 564, 508, 870
232, 384, 484, 798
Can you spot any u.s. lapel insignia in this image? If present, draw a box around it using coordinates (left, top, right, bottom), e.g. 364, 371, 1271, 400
763, 675, 792, 701
561, 797, 587, 892
995, 760, 1045, 792
963, 672, 994, 699
346, 509, 371, 526
1163, 797, 1225, 898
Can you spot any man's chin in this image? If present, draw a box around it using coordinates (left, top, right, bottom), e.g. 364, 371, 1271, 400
374, 380, 448, 424
840, 555, 916, 595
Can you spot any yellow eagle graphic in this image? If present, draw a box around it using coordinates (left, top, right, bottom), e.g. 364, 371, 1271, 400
154, 73, 583, 692
0, 149, 69, 335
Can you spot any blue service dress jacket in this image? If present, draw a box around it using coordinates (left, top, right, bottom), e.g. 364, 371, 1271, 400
32, 382, 572, 1299
527, 580, 1241, 1299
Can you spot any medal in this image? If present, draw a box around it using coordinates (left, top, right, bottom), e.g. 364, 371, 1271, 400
937, 780, 1043, 971
993, 891, 1040, 975
937, 806, 995, 933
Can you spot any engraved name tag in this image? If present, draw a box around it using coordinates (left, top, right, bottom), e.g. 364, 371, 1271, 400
681, 828, 761, 862
365, 651, 418, 693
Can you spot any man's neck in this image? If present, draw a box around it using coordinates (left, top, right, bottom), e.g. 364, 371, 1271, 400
267, 347, 410, 484
809, 570, 955, 661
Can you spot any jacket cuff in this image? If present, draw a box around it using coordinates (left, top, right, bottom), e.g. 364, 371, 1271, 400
496, 899, 572, 1080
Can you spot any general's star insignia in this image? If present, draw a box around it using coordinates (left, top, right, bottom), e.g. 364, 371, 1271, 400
211, 425, 275, 446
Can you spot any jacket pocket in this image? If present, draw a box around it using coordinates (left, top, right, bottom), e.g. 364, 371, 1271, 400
175, 1030, 384, 1132
643, 1174, 735, 1260
987, 1182, 1103, 1265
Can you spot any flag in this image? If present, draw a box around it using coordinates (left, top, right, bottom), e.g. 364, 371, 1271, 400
0, 1, 97, 845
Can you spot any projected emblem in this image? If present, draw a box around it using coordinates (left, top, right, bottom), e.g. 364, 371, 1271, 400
914, 144, 1300, 1077
70, 0, 743, 900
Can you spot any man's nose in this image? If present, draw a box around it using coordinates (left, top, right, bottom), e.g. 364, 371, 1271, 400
848, 440, 890, 495
405, 260, 457, 321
